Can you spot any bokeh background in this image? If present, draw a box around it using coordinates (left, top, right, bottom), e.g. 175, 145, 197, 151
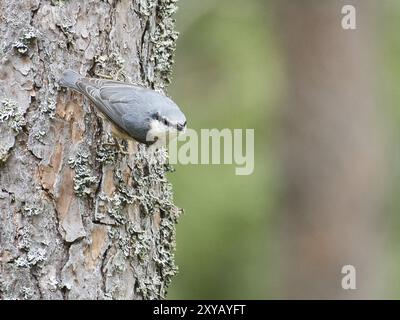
166, 0, 400, 299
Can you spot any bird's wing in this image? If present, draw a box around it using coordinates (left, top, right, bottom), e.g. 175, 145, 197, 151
75, 79, 151, 142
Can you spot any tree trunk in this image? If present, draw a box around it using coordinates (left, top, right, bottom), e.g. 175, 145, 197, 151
0, 0, 181, 300
277, 0, 386, 298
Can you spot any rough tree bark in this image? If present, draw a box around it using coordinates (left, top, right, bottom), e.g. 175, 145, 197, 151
277, 0, 386, 298
0, 0, 181, 300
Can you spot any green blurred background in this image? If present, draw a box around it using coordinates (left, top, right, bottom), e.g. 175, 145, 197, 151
167, 0, 281, 299
166, 0, 400, 299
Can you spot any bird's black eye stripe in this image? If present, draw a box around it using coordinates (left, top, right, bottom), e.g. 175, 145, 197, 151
153, 113, 170, 126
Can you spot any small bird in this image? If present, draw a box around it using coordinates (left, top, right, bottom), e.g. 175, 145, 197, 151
59, 70, 186, 148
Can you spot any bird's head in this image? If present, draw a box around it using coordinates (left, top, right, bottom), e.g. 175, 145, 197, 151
146, 105, 187, 146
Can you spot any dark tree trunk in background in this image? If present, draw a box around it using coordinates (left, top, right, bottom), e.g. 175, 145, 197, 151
0, 0, 181, 300
277, 0, 386, 298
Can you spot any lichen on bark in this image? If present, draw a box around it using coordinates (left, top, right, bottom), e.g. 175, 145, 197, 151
0, 0, 181, 300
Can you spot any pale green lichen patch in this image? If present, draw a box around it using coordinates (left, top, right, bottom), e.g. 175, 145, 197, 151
100, 192, 130, 225
12, 28, 38, 56
103, 145, 182, 299
154, 205, 181, 290
131, 147, 177, 215
17, 225, 32, 251
0, 146, 11, 165
68, 152, 99, 197
93, 53, 127, 81
131, 227, 152, 262
21, 286, 34, 300
0, 98, 26, 133
23, 204, 41, 217
152, 0, 179, 87
40, 96, 56, 118
51, 0, 68, 6
134, 147, 182, 298
37, 71, 58, 118
33, 130, 46, 144
135, 274, 162, 300
97, 166, 136, 224
15, 247, 47, 268
96, 135, 120, 165
138, 0, 157, 17
137, 0, 179, 88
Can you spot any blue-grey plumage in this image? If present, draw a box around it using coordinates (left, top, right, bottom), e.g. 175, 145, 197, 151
59, 70, 186, 146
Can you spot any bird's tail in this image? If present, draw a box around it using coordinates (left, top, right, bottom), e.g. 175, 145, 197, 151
59, 69, 82, 91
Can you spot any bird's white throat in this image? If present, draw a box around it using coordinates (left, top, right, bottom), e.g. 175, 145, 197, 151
147, 119, 181, 146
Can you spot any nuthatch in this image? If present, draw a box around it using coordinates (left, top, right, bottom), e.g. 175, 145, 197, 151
59, 70, 186, 148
